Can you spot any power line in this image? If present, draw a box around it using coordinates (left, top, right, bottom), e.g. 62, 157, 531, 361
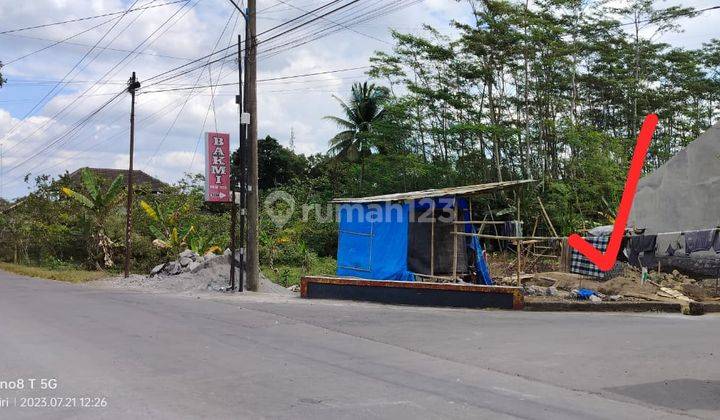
139, 65, 369, 93
2, 90, 126, 177
272, 0, 390, 44
0, 0, 190, 35
141, 0, 350, 86
4, 18, 116, 65
0, 0, 145, 154
142, 0, 411, 93
2, 32, 193, 63
255, 0, 362, 47
1, 88, 215, 190
258, 0, 345, 38
144, 8, 238, 167
2, 0, 197, 165
23, 0, 203, 175
257, 0, 389, 58
257, 0, 420, 60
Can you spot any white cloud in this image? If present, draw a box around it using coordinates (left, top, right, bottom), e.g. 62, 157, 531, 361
1, 0, 712, 199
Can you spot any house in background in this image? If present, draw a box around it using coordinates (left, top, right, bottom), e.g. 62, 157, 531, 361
67, 167, 168, 194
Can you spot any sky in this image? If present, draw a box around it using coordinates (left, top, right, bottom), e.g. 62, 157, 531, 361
0, 0, 717, 199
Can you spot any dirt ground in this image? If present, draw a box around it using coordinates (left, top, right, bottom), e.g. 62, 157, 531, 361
507, 265, 720, 303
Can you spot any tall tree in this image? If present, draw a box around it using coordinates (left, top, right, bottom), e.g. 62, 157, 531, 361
325, 82, 387, 187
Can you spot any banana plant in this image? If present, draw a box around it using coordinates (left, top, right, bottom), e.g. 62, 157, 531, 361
139, 200, 194, 256
61, 168, 125, 268
187, 231, 222, 256
140, 200, 221, 257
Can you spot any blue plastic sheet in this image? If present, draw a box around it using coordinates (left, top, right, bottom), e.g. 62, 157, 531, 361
576, 288, 595, 300
336, 203, 415, 281
335, 198, 494, 284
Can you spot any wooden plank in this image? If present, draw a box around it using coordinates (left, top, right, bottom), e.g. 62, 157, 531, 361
452, 232, 560, 241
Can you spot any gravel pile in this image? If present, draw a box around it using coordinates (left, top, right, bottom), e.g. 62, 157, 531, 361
95, 249, 292, 295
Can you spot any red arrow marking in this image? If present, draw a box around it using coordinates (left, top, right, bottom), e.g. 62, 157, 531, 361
568, 114, 659, 271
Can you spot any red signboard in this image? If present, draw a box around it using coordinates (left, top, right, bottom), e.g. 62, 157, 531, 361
204, 132, 231, 203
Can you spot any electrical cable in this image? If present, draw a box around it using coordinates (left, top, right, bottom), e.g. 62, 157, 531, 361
3, 0, 196, 160
139, 65, 369, 93
0, 0, 190, 35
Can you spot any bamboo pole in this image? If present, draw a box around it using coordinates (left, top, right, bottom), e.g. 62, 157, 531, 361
430, 200, 435, 277
516, 193, 522, 286
486, 203, 502, 251
537, 197, 558, 237
452, 201, 458, 281
451, 220, 506, 225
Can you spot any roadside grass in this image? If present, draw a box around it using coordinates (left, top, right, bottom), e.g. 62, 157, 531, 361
262, 257, 337, 287
0, 262, 109, 283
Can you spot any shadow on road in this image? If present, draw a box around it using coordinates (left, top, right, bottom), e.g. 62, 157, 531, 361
606, 378, 720, 411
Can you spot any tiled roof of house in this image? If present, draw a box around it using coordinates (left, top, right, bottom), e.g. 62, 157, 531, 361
68, 167, 168, 192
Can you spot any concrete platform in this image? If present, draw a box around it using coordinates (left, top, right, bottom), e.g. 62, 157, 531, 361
301, 276, 524, 310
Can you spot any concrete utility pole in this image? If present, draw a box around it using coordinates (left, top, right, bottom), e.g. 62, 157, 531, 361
231, 32, 244, 292
226, 0, 257, 291
229, 34, 239, 292
227, 1, 249, 292
124, 72, 141, 278
245, 0, 259, 291
0, 142, 3, 200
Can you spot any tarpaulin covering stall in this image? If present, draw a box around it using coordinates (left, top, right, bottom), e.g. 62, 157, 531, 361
333, 180, 534, 285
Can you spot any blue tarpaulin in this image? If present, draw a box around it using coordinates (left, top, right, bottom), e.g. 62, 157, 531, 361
336, 203, 415, 281
457, 198, 493, 285
336, 199, 494, 284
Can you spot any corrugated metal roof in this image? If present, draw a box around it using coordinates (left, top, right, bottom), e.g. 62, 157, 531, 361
332, 179, 535, 204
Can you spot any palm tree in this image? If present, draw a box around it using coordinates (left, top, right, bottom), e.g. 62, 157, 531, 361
325, 82, 387, 187
61, 169, 125, 269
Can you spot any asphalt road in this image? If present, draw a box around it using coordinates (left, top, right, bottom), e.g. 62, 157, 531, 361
1, 271, 719, 419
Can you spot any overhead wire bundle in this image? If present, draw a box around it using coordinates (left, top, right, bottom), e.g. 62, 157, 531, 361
0, 0, 200, 187
0, 0, 422, 192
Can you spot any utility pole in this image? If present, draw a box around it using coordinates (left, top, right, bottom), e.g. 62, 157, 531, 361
245, 0, 259, 291
227, 0, 257, 291
124, 72, 140, 278
227, 0, 249, 292
231, 32, 244, 292
0, 142, 3, 200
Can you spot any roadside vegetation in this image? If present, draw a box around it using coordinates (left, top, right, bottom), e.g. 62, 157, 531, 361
1, 1, 719, 283
0, 262, 108, 283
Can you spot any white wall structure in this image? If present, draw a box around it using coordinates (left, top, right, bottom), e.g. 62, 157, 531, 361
629, 122, 720, 234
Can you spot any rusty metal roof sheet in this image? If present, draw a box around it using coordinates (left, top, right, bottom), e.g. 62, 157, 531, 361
332, 179, 535, 204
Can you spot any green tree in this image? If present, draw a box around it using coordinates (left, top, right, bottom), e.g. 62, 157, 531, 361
258, 135, 308, 190
325, 82, 387, 187
61, 169, 125, 268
